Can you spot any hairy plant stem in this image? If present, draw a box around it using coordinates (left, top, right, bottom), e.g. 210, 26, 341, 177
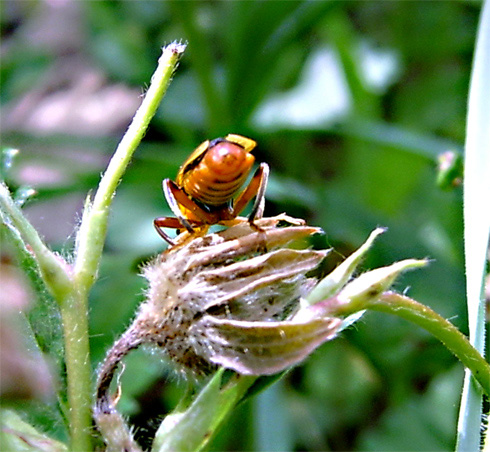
0, 183, 72, 300
336, 291, 490, 396
0, 184, 92, 450
73, 42, 186, 288
60, 291, 93, 452
67, 42, 185, 451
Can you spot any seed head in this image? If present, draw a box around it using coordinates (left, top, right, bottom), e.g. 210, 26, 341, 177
136, 215, 341, 376
94, 216, 427, 451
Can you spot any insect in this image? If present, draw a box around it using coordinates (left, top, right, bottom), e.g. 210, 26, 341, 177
154, 134, 269, 245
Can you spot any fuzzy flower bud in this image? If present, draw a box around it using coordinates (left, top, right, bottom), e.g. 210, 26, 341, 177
94, 216, 426, 451
97, 215, 341, 388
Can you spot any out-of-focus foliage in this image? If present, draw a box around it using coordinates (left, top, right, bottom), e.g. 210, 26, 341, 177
1, 1, 482, 450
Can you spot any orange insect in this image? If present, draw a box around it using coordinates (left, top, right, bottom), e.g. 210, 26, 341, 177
154, 134, 269, 245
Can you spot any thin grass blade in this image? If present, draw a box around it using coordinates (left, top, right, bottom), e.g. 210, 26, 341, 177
457, 1, 490, 450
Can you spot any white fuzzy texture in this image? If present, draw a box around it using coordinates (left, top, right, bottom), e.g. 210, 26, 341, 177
137, 216, 340, 375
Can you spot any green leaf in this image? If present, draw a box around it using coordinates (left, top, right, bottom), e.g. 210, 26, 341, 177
152, 370, 255, 452
0, 220, 65, 388
307, 227, 385, 304
225, 1, 337, 123
0, 410, 68, 452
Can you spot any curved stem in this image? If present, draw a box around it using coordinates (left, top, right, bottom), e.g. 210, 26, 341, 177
0, 183, 71, 300
74, 42, 186, 289
93, 323, 144, 452
368, 292, 490, 396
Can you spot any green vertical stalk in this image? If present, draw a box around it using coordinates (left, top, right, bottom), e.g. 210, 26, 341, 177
60, 291, 93, 452
458, 0, 490, 450
65, 42, 186, 451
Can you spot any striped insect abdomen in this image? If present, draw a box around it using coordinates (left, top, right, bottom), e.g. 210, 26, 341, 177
181, 141, 255, 207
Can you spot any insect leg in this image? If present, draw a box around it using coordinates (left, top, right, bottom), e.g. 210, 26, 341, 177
153, 217, 186, 245
232, 162, 269, 221
163, 179, 197, 234
165, 179, 223, 225
249, 162, 269, 221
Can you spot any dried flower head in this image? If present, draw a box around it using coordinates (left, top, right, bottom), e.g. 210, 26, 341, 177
96, 215, 341, 398
143, 216, 342, 375
94, 215, 342, 451
94, 216, 427, 451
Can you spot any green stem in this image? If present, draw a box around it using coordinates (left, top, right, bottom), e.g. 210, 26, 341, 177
65, 42, 185, 451
74, 42, 186, 288
368, 292, 490, 396
0, 186, 92, 450
0, 183, 72, 301
60, 291, 93, 452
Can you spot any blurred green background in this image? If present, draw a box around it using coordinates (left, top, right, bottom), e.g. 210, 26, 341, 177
1, 1, 482, 450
